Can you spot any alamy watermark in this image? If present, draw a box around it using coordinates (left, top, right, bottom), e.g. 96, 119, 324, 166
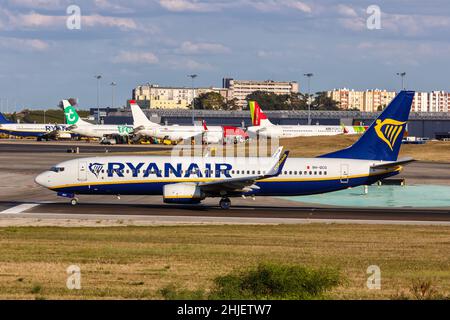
366, 5, 381, 30
366, 265, 381, 290
66, 265, 81, 290
66, 5, 81, 30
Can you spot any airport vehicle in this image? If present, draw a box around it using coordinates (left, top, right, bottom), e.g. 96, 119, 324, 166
35, 91, 415, 209
63, 100, 133, 139
0, 112, 71, 141
131, 101, 247, 144
246, 101, 367, 138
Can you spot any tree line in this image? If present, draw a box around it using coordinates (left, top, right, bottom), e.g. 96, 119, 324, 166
191, 91, 344, 111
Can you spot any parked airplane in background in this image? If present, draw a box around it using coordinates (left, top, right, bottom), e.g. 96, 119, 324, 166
0, 112, 71, 140
246, 101, 367, 138
131, 101, 247, 144
63, 100, 133, 139
36, 91, 415, 209
202, 120, 248, 144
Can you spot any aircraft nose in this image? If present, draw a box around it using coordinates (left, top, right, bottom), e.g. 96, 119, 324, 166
35, 172, 51, 188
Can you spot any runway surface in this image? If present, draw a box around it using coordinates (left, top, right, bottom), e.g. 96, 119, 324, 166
0, 140, 171, 153
0, 200, 449, 226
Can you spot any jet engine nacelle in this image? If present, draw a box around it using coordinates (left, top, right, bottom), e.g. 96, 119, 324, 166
163, 183, 205, 204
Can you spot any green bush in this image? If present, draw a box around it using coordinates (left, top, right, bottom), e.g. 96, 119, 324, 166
159, 284, 206, 300
31, 284, 42, 294
159, 263, 341, 300
209, 263, 341, 300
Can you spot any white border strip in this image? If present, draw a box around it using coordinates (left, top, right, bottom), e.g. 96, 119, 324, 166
1, 203, 40, 214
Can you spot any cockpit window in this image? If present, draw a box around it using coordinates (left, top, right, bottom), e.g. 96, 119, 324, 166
50, 167, 65, 173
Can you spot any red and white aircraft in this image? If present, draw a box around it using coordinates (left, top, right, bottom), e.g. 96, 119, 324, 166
246, 101, 367, 138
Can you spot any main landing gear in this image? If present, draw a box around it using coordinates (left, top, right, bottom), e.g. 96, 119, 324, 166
219, 197, 231, 210
70, 198, 79, 206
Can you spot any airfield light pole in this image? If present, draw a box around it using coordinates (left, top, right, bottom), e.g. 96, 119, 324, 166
95, 75, 102, 124
396, 72, 406, 90
303, 73, 313, 125
110, 82, 117, 108
43, 110, 46, 124
188, 74, 198, 125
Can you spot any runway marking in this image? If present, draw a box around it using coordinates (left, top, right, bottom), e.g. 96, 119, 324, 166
1, 203, 40, 214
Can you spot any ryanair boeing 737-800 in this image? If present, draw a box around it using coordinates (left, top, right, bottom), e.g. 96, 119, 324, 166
35, 91, 415, 209
0, 113, 71, 140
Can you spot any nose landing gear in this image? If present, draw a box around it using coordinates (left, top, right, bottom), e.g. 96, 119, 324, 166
219, 197, 231, 210
70, 198, 79, 206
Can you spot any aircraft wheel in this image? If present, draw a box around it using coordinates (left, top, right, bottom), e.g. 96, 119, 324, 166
70, 198, 79, 206
219, 198, 231, 210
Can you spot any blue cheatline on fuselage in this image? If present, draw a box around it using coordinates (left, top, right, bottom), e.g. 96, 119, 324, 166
50, 170, 399, 197
0, 129, 45, 137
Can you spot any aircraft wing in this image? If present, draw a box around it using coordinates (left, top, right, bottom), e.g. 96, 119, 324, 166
41, 128, 61, 139
198, 147, 289, 193
371, 157, 415, 169
133, 125, 145, 135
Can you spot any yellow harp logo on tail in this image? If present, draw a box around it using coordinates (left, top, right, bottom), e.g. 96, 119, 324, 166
374, 118, 406, 151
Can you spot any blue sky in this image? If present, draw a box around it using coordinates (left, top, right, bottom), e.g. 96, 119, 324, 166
0, 0, 449, 110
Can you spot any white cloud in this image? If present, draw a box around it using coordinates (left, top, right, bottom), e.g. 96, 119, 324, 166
159, 0, 218, 12
336, 4, 358, 18
256, 50, 286, 58
353, 40, 450, 66
284, 0, 311, 13
168, 58, 213, 70
83, 14, 137, 30
93, 0, 135, 14
0, 9, 138, 31
7, 0, 65, 9
0, 37, 49, 51
112, 51, 159, 64
333, 6, 450, 37
246, 0, 312, 13
381, 13, 450, 36
338, 17, 366, 31
177, 41, 231, 54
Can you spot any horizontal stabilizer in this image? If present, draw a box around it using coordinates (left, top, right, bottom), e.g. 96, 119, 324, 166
371, 157, 415, 169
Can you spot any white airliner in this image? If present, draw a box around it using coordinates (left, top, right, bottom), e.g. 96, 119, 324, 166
36, 91, 415, 209
131, 101, 247, 144
0, 112, 71, 140
246, 101, 367, 138
63, 100, 133, 139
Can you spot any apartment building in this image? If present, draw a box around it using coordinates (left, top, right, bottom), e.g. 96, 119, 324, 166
223, 78, 299, 109
132, 84, 229, 109
327, 89, 396, 112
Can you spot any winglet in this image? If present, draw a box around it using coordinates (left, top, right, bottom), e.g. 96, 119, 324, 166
266, 148, 289, 177
202, 120, 208, 131
271, 146, 283, 159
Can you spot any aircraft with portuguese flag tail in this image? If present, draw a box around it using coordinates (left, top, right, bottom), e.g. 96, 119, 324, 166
246, 101, 367, 138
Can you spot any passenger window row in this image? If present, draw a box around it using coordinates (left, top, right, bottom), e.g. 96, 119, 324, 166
282, 170, 327, 176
